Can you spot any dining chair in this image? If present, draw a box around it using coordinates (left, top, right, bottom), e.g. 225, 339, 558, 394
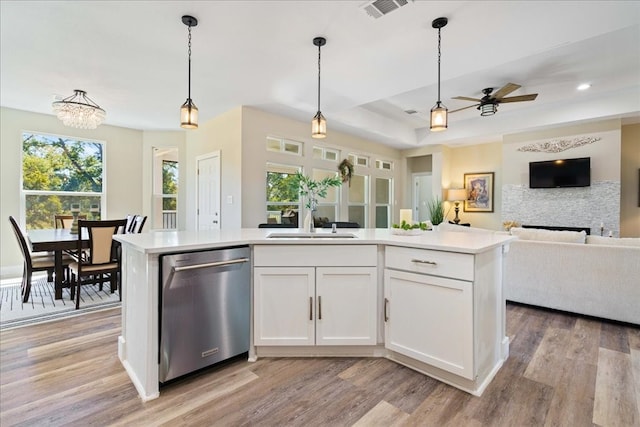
69, 219, 127, 309
129, 215, 147, 233
9, 216, 73, 303
54, 214, 87, 229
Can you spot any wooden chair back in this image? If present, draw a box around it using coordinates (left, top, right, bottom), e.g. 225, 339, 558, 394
79, 219, 127, 265
9, 215, 33, 270
129, 215, 147, 233
55, 214, 87, 229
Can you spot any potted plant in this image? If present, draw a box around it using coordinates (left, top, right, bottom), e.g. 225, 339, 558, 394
428, 196, 444, 228
294, 172, 342, 232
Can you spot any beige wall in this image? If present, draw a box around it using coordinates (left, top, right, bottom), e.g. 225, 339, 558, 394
446, 142, 503, 229
184, 106, 243, 230
240, 107, 403, 228
621, 123, 640, 237
1, 107, 143, 275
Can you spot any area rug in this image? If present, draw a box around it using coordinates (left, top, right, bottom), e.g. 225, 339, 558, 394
0, 274, 120, 330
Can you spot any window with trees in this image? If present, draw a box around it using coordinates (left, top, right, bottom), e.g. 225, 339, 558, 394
266, 163, 301, 225
22, 132, 104, 230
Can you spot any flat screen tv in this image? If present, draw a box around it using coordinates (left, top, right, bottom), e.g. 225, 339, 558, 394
529, 157, 591, 188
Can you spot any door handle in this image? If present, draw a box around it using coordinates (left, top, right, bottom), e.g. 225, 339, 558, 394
172, 257, 248, 272
411, 258, 437, 266
309, 297, 313, 321
384, 298, 389, 322
318, 295, 322, 320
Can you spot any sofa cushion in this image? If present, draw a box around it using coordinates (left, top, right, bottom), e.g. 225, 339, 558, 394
510, 227, 586, 243
586, 235, 640, 247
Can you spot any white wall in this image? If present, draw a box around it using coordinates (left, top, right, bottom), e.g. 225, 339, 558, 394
1, 107, 143, 276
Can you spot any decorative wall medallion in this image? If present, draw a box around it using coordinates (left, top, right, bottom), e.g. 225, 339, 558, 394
517, 136, 601, 153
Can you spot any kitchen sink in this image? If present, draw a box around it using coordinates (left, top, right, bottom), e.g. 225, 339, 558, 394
266, 232, 357, 239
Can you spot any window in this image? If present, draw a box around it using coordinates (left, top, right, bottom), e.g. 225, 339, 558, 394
312, 169, 340, 225
22, 132, 104, 230
376, 159, 393, 170
151, 147, 179, 229
375, 177, 392, 228
348, 174, 368, 227
266, 136, 302, 156
348, 153, 369, 167
266, 163, 301, 225
313, 146, 339, 161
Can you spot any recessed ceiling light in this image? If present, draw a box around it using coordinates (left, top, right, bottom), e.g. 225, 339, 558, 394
577, 83, 591, 91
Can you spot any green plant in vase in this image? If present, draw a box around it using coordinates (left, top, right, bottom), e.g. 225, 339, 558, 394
428, 196, 444, 226
294, 172, 342, 231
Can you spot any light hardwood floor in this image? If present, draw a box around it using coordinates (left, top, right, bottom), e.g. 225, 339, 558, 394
1, 303, 638, 426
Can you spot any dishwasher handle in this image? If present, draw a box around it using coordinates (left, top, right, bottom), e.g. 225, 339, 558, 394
172, 257, 249, 273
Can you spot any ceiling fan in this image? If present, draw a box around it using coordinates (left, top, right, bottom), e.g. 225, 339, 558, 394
450, 83, 538, 116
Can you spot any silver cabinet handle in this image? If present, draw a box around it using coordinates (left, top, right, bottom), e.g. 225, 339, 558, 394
309, 297, 313, 321
384, 298, 389, 322
411, 258, 437, 266
318, 295, 322, 320
173, 257, 249, 272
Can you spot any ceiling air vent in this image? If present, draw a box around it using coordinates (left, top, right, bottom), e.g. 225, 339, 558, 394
361, 0, 412, 20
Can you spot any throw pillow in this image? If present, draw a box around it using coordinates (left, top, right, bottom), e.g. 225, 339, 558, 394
510, 227, 586, 244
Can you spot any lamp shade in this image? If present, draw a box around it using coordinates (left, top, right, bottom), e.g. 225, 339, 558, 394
180, 99, 198, 129
447, 188, 467, 202
311, 111, 327, 138
430, 102, 448, 132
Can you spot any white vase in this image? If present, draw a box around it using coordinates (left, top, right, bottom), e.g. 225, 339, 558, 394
303, 211, 313, 232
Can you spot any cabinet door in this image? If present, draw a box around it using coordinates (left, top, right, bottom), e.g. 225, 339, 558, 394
254, 267, 315, 346
316, 267, 377, 346
384, 269, 474, 379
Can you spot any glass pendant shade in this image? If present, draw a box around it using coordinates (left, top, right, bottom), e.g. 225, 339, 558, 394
311, 111, 327, 138
52, 90, 106, 129
430, 101, 448, 132
180, 98, 198, 129
480, 103, 497, 116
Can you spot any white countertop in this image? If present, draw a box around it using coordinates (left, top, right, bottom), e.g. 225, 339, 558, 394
114, 228, 514, 255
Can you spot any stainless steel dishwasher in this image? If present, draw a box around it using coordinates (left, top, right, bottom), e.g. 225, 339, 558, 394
159, 246, 250, 383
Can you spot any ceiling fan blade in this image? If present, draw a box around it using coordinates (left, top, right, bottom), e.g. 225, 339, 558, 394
452, 96, 482, 102
492, 83, 521, 100
499, 94, 538, 103
450, 104, 479, 113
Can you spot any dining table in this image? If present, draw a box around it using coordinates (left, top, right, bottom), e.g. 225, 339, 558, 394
27, 228, 89, 300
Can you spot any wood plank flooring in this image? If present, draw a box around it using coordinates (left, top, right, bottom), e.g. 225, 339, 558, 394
1, 303, 639, 426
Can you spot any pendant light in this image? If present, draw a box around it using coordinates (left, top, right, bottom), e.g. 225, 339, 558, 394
180, 15, 198, 129
430, 17, 448, 132
312, 36, 327, 139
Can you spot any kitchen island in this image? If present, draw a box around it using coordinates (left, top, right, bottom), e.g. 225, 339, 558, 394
114, 228, 513, 401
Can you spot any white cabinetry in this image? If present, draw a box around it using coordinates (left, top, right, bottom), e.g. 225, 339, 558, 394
253, 245, 377, 347
384, 245, 503, 386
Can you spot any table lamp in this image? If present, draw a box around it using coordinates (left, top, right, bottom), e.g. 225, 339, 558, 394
447, 188, 467, 224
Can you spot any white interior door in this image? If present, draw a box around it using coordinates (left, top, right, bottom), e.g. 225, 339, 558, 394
197, 152, 221, 231
413, 173, 432, 223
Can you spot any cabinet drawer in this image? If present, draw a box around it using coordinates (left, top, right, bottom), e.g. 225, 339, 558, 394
385, 246, 473, 281
254, 245, 377, 267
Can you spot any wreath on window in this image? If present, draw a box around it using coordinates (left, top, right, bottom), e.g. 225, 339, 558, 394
338, 159, 354, 185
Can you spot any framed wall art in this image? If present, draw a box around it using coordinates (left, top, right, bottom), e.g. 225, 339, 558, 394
463, 172, 494, 212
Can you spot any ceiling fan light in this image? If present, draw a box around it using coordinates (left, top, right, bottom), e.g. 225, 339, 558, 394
180, 98, 198, 129
311, 111, 327, 138
480, 103, 497, 116
430, 102, 448, 131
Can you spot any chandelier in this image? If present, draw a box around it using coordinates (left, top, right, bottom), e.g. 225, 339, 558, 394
52, 90, 106, 129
